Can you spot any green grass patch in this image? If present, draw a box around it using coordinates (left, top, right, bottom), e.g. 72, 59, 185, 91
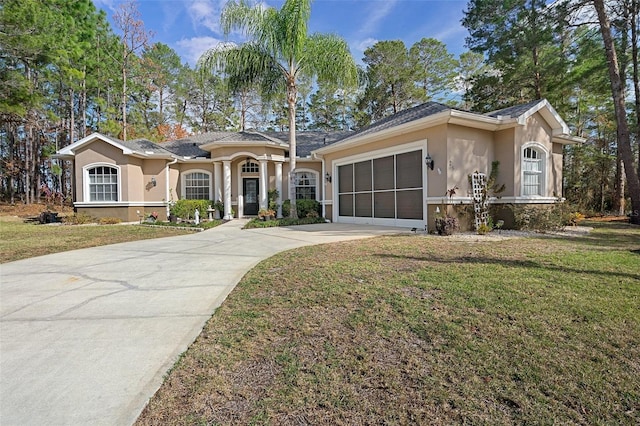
136, 222, 640, 425
0, 220, 191, 263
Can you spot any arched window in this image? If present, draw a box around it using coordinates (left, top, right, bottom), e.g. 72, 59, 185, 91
294, 171, 317, 200
87, 165, 119, 201
242, 161, 259, 173
522, 145, 545, 196
184, 171, 211, 200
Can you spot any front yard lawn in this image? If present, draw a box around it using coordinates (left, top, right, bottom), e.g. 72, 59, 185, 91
137, 221, 640, 425
0, 218, 191, 263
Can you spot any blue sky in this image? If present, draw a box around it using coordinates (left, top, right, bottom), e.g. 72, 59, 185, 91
93, 0, 471, 67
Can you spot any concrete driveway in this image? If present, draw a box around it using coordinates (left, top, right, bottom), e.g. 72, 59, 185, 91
0, 220, 405, 426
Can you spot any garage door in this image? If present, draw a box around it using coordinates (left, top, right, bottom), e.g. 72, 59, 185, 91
336, 149, 424, 228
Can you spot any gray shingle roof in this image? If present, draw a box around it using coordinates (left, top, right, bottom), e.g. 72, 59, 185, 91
335, 102, 453, 144
485, 99, 542, 118
262, 131, 353, 156
120, 138, 173, 155
160, 132, 230, 158
97, 100, 545, 160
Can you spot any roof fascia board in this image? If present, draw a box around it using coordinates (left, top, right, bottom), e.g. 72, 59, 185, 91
519, 99, 570, 135
56, 132, 134, 156
552, 134, 585, 145
314, 110, 515, 155
314, 111, 452, 155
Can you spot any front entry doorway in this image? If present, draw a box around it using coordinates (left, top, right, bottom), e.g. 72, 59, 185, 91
243, 178, 259, 215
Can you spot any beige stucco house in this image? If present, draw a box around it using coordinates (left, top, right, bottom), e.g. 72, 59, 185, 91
55, 99, 583, 230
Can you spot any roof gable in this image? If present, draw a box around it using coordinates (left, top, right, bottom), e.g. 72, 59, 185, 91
55, 132, 173, 158
486, 99, 570, 136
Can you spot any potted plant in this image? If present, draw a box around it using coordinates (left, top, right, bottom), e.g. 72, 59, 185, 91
258, 208, 276, 221
213, 200, 224, 219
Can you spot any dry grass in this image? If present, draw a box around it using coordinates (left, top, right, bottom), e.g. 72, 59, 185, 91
0, 218, 190, 263
136, 221, 640, 425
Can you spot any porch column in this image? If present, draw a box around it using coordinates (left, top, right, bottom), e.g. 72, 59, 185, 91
214, 162, 222, 202
223, 160, 232, 220
259, 159, 268, 210
275, 162, 283, 218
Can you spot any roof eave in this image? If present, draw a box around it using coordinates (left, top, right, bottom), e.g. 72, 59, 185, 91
200, 140, 288, 151
313, 110, 452, 155
552, 134, 585, 145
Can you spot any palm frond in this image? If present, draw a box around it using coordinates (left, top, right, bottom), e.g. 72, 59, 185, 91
303, 33, 358, 87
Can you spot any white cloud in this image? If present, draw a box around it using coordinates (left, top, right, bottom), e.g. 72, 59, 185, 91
176, 36, 225, 65
92, 0, 117, 11
354, 37, 377, 53
356, 0, 398, 37
187, 0, 227, 34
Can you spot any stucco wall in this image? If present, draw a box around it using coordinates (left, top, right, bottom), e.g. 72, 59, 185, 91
494, 128, 516, 197
142, 159, 168, 202
446, 124, 494, 197
515, 112, 559, 197
75, 142, 129, 202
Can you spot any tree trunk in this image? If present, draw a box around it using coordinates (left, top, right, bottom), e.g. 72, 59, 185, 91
81, 66, 87, 138
631, 0, 640, 183
287, 78, 298, 219
122, 64, 127, 141
69, 88, 75, 144
8, 125, 15, 204
593, 0, 640, 223
615, 155, 626, 216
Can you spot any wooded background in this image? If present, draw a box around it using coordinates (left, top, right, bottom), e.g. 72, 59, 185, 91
1, 0, 638, 218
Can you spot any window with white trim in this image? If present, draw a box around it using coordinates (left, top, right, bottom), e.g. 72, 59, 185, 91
184, 172, 210, 200
242, 161, 259, 173
523, 146, 544, 196
294, 171, 317, 200
88, 166, 118, 201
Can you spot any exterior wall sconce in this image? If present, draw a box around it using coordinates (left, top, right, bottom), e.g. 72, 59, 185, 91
151, 177, 157, 187
425, 154, 434, 171
325, 172, 332, 183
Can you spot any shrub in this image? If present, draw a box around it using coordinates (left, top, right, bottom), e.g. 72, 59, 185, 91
170, 199, 211, 220
510, 202, 577, 231
63, 212, 95, 225
567, 211, 585, 226
281, 199, 321, 218
99, 217, 122, 225
243, 216, 326, 229
477, 223, 491, 235
268, 188, 279, 211
434, 216, 459, 235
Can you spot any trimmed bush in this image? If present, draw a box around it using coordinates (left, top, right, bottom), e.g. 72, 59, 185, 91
243, 216, 326, 229
170, 199, 211, 220
281, 199, 321, 218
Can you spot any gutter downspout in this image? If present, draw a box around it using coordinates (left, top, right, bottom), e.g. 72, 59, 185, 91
165, 157, 178, 219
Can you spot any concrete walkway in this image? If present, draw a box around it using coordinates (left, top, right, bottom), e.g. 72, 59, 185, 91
0, 221, 406, 426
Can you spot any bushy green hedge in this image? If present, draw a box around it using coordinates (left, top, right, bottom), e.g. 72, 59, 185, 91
281, 199, 321, 218
170, 199, 211, 220
243, 216, 326, 229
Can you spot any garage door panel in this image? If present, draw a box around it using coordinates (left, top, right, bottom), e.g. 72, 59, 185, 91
374, 191, 395, 218
397, 189, 423, 220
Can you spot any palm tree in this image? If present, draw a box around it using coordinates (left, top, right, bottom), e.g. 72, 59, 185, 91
199, 0, 357, 218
